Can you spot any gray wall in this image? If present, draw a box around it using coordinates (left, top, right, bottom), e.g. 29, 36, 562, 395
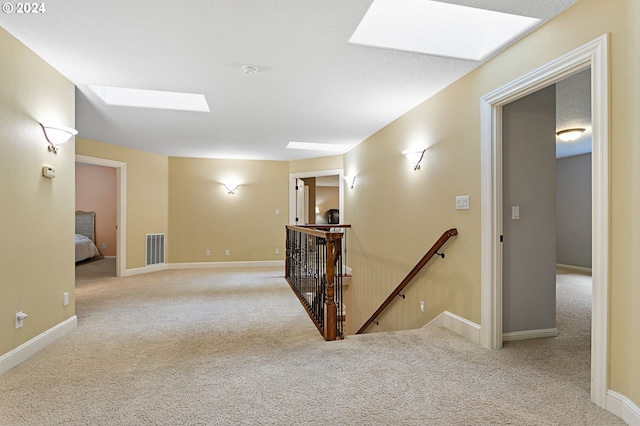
502, 85, 557, 334
556, 153, 592, 268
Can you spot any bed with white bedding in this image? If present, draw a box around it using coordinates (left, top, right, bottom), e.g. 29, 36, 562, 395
75, 211, 100, 262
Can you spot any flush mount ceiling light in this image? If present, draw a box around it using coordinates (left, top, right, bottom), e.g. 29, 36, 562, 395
287, 141, 353, 153
350, 0, 541, 61
242, 65, 259, 75
87, 85, 210, 112
556, 128, 586, 142
402, 149, 426, 170
39, 123, 78, 154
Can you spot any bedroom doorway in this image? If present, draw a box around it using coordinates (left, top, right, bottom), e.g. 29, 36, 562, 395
75, 155, 126, 277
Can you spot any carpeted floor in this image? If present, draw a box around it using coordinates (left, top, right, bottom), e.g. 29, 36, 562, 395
0, 262, 624, 425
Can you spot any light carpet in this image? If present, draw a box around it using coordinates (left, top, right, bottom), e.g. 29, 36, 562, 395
0, 262, 624, 425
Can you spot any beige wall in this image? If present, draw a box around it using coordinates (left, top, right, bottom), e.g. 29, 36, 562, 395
75, 165, 117, 256
344, 0, 640, 407
75, 139, 169, 269
0, 28, 76, 355
168, 157, 288, 262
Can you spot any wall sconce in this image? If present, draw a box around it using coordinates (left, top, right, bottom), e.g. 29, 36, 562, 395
402, 149, 426, 170
343, 175, 356, 189
556, 128, 585, 142
315, 206, 320, 214
223, 183, 239, 194
39, 123, 77, 154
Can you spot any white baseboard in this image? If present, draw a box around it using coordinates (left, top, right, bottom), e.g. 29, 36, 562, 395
556, 263, 592, 274
0, 316, 77, 376
502, 328, 558, 342
169, 260, 285, 270
607, 390, 640, 426
123, 260, 285, 276
426, 311, 481, 345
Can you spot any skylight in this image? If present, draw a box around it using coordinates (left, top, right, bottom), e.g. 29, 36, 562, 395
87, 85, 210, 112
286, 141, 352, 153
349, 0, 541, 62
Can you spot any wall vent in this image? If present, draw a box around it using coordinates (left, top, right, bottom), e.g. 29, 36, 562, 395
146, 233, 165, 265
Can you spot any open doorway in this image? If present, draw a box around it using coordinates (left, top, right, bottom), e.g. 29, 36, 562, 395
289, 169, 344, 226
75, 155, 126, 278
480, 35, 609, 407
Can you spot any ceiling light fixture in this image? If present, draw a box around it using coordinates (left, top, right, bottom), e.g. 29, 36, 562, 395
556, 128, 585, 142
39, 123, 78, 154
242, 65, 259, 75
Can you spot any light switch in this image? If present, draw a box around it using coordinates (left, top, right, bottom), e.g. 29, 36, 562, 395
456, 195, 470, 210
512, 206, 520, 220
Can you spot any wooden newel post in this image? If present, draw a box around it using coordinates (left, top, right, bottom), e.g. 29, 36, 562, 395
324, 234, 340, 341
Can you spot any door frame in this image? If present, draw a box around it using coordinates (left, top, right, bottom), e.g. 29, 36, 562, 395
289, 169, 344, 226
480, 34, 609, 407
75, 155, 127, 277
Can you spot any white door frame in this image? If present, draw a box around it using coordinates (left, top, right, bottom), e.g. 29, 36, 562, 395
288, 169, 344, 226
480, 34, 609, 407
75, 155, 127, 277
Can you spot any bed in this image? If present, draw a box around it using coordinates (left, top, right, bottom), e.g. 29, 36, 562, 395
75, 211, 100, 262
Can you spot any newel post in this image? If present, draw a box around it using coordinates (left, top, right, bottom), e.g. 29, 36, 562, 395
324, 233, 341, 341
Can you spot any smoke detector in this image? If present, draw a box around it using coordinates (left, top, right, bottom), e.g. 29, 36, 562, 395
242, 65, 258, 75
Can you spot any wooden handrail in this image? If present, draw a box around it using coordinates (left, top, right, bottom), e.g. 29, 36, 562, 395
356, 228, 458, 334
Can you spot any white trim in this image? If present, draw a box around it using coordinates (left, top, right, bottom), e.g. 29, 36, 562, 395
480, 34, 609, 408
75, 155, 127, 278
502, 328, 558, 342
169, 260, 285, 270
607, 391, 640, 426
122, 260, 286, 276
288, 168, 344, 226
556, 263, 592, 275
0, 316, 77, 375
425, 311, 481, 345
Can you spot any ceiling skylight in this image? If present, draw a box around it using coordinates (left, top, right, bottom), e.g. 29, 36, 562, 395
87, 85, 210, 112
350, 0, 541, 62
287, 141, 352, 153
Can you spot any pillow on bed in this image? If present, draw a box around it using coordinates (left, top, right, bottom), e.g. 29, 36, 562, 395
75, 234, 90, 241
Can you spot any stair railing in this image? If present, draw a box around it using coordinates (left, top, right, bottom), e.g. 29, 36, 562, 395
356, 228, 458, 334
285, 225, 349, 340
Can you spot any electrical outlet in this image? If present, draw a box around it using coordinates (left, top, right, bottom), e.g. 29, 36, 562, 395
225, 249, 230, 256
420, 301, 425, 312
206, 249, 211, 256
275, 248, 279, 254
101, 243, 107, 249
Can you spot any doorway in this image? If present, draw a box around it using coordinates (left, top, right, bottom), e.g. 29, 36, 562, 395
289, 169, 344, 226
480, 35, 609, 407
75, 155, 127, 277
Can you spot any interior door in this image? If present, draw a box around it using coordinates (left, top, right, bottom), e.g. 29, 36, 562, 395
295, 178, 305, 225
502, 84, 557, 337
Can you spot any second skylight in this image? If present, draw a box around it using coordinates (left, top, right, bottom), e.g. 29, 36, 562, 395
88, 85, 210, 112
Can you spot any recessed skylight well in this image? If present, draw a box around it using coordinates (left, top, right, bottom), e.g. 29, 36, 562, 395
88, 85, 210, 112
350, 0, 541, 62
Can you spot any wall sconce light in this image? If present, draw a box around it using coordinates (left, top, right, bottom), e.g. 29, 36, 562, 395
556, 128, 585, 142
315, 206, 320, 214
343, 175, 356, 189
39, 123, 77, 154
223, 183, 239, 194
402, 149, 426, 170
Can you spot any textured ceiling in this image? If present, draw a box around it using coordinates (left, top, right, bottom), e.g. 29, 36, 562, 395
0, 0, 580, 160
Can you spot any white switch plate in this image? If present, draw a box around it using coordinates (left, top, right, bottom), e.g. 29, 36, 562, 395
63, 292, 69, 306
512, 206, 520, 220
206, 249, 211, 256
225, 249, 230, 256
456, 195, 470, 210
275, 209, 280, 215
420, 301, 425, 312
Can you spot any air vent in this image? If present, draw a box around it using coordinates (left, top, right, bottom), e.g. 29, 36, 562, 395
146, 234, 165, 265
